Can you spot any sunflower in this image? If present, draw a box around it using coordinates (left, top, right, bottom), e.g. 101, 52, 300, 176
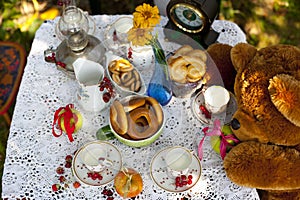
127, 27, 153, 46
133, 3, 161, 28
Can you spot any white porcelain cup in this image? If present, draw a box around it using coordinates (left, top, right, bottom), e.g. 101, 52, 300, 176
165, 146, 192, 176
112, 17, 133, 43
203, 85, 230, 114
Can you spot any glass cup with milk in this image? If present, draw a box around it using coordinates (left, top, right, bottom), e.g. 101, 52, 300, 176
165, 146, 193, 177
112, 17, 133, 43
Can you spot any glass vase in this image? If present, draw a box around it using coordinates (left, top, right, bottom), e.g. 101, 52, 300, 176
147, 38, 172, 106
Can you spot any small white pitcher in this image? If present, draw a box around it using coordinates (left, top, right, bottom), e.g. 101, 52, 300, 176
73, 58, 109, 112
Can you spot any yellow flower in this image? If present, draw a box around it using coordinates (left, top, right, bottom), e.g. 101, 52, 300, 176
127, 27, 153, 46
133, 3, 160, 28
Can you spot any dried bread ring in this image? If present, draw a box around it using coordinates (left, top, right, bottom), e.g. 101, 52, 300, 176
127, 107, 159, 139
123, 97, 146, 112
121, 71, 133, 83
182, 55, 206, 77
123, 77, 135, 87
169, 56, 188, 83
174, 45, 193, 56
185, 49, 207, 62
112, 73, 122, 85
110, 100, 128, 135
146, 97, 163, 126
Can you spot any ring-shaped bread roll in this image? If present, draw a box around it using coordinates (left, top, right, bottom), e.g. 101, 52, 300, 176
123, 97, 146, 112
185, 49, 207, 62
112, 73, 122, 85
121, 71, 133, 83
145, 97, 163, 126
110, 100, 128, 135
127, 107, 159, 139
182, 55, 206, 77
123, 77, 135, 87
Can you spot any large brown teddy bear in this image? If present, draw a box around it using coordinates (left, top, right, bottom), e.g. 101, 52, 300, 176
208, 43, 300, 199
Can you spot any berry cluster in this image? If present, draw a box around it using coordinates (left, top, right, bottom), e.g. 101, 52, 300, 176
199, 104, 211, 119
102, 187, 115, 200
45, 52, 66, 68
52, 153, 81, 192
175, 174, 193, 188
128, 47, 133, 59
99, 77, 114, 103
87, 171, 103, 181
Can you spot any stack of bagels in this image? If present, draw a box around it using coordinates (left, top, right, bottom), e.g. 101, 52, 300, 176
108, 58, 141, 92
167, 45, 207, 84
110, 96, 163, 140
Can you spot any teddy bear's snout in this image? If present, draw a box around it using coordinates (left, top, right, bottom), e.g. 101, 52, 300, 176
231, 118, 240, 130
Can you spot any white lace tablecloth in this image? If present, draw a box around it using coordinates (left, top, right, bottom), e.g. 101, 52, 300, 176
2, 15, 257, 200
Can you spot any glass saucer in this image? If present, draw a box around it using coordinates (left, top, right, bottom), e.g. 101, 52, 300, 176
150, 147, 202, 193
191, 90, 237, 125
72, 141, 122, 186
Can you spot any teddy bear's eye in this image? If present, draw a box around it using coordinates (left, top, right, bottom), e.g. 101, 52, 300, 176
231, 118, 240, 130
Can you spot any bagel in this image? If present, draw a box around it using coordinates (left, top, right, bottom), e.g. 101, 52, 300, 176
123, 97, 146, 112
110, 100, 128, 135
145, 97, 163, 126
127, 107, 159, 140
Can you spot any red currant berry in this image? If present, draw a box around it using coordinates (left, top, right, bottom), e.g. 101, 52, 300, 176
103, 92, 111, 103
187, 179, 193, 185
181, 175, 187, 180
188, 175, 193, 180
65, 162, 72, 168
56, 167, 65, 175
52, 184, 60, 192
59, 175, 66, 183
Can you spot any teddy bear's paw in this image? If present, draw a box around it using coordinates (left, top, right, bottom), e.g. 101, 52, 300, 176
223, 141, 300, 191
268, 74, 300, 127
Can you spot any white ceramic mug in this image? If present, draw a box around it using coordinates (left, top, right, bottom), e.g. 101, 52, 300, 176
203, 85, 230, 114
165, 146, 192, 176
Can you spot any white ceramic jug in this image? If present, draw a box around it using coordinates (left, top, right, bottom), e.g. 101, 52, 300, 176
73, 58, 109, 112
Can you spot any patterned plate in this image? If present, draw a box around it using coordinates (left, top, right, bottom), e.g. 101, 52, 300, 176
72, 141, 122, 186
192, 90, 237, 125
150, 147, 202, 193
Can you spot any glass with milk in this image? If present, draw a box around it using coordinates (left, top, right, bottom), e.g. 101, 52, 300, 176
165, 146, 192, 177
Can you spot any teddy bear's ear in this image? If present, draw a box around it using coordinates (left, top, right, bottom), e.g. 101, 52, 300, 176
230, 43, 257, 72
269, 74, 300, 127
